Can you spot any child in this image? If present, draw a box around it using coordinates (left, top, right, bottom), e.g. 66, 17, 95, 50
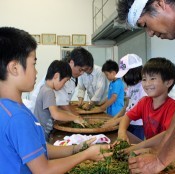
118, 57, 175, 143
0, 27, 112, 173
101, 60, 125, 116
103, 54, 146, 140
34, 60, 86, 141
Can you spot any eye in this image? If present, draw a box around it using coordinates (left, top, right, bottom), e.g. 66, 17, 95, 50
151, 77, 156, 80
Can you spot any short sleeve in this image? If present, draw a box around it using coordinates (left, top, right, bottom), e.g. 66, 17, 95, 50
42, 89, 56, 109
7, 112, 46, 164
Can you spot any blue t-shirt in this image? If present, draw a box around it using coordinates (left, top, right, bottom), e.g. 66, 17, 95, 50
107, 78, 124, 116
0, 99, 47, 174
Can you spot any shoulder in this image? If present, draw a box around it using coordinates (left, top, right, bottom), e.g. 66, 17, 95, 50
0, 99, 35, 122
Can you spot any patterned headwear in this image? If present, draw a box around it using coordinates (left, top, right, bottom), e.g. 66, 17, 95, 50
128, 0, 149, 28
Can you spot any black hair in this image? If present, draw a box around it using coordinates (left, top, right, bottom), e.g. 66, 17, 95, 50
102, 60, 119, 73
45, 60, 72, 81
70, 47, 94, 68
0, 27, 37, 80
117, 0, 175, 25
142, 57, 175, 92
123, 66, 143, 86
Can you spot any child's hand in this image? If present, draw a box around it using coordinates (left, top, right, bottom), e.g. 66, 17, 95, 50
77, 98, 84, 107
73, 116, 88, 127
101, 118, 120, 128
117, 132, 130, 144
82, 103, 93, 111
73, 137, 97, 154
77, 101, 83, 108
86, 144, 113, 162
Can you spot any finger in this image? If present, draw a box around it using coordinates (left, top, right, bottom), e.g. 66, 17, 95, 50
78, 122, 85, 128
86, 137, 96, 145
130, 168, 142, 174
112, 140, 120, 147
103, 152, 113, 158
128, 156, 137, 164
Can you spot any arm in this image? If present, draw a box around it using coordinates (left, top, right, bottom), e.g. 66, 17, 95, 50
128, 114, 175, 174
157, 113, 175, 167
124, 131, 165, 154
77, 76, 86, 102
117, 115, 131, 143
102, 106, 127, 128
49, 105, 85, 126
58, 105, 79, 116
91, 73, 107, 103
27, 143, 112, 174
100, 94, 117, 111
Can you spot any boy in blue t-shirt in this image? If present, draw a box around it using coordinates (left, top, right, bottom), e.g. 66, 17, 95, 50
0, 27, 112, 173
101, 60, 125, 116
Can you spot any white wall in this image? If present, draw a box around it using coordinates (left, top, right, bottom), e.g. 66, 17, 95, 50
150, 37, 175, 64
0, 0, 93, 89
150, 37, 175, 99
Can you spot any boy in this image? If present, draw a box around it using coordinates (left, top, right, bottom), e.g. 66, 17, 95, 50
0, 27, 112, 173
101, 60, 125, 116
31, 47, 92, 114
118, 57, 175, 143
34, 60, 86, 141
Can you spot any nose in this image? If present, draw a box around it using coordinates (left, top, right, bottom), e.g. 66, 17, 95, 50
143, 79, 151, 86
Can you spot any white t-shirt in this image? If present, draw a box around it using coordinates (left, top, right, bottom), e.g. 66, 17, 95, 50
77, 65, 108, 104
125, 81, 147, 126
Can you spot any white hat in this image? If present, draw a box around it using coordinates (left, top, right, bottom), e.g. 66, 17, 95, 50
116, 54, 142, 78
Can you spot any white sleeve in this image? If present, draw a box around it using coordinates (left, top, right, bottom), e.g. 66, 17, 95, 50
77, 76, 86, 99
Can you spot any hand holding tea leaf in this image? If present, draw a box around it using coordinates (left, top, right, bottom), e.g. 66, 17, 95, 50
73, 116, 87, 128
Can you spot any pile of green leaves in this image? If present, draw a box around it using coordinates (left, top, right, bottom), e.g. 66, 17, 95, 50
68, 159, 129, 174
67, 140, 130, 174
69, 121, 104, 128
112, 140, 130, 161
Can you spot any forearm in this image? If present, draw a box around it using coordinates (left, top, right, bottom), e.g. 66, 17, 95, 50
52, 108, 79, 122
59, 105, 79, 116
47, 143, 75, 159
47, 151, 88, 173
127, 131, 165, 152
157, 115, 175, 166
30, 150, 88, 174
101, 95, 116, 110
118, 115, 131, 135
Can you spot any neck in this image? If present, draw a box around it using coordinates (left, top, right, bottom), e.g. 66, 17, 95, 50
0, 81, 22, 103
152, 94, 168, 110
46, 80, 54, 89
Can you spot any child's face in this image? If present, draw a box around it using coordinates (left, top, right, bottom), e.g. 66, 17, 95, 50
54, 77, 70, 91
142, 73, 171, 98
18, 51, 37, 92
104, 71, 116, 81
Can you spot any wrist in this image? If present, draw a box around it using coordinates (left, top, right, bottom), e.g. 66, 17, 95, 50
156, 155, 166, 172
72, 144, 79, 154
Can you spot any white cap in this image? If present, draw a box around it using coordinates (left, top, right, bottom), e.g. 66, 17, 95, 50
116, 54, 142, 78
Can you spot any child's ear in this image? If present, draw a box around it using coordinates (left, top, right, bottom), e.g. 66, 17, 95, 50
7, 60, 19, 76
165, 79, 174, 87
53, 72, 60, 80
69, 60, 74, 67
